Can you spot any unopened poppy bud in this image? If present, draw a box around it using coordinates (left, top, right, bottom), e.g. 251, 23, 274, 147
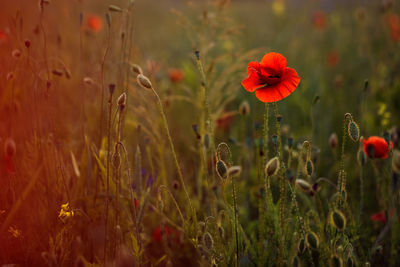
306, 159, 314, 176
228, 166, 242, 177
306, 231, 319, 250
109, 5, 123, 12
272, 134, 278, 146
12, 49, 21, 59
172, 180, 179, 190
117, 93, 126, 109
392, 150, 400, 174
265, 157, 280, 177
52, 69, 63, 76
239, 100, 250, 115
329, 133, 338, 149
195, 50, 200, 60
383, 131, 391, 147
83, 77, 94, 86
298, 238, 306, 254
364, 79, 369, 92
331, 210, 346, 230
109, 83, 116, 95
348, 120, 360, 142
5, 138, 16, 158
357, 149, 367, 166
218, 225, 224, 239
137, 74, 152, 89
287, 137, 294, 148
216, 160, 228, 180
132, 64, 143, 75
202, 232, 214, 250
285, 169, 294, 181
295, 179, 311, 193
24, 39, 31, 48
276, 114, 283, 123
192, 124, 201, 140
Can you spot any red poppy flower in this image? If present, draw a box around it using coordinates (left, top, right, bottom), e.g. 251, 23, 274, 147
0, 30, 9, 44
152, 225, 174, 243
168, 68, 184, 83
241, 52, 300, 103
312, 11, 326, 30
327, 51, 339, 68
370, 211, 386, 223
387, 14, 400, 42
86, 15, 103, 33
363, 136, 393, 159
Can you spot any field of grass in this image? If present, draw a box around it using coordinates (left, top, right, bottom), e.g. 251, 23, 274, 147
1, 0, 400, 266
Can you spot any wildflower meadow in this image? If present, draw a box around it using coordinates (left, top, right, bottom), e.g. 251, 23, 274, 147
1, 0, 400, 266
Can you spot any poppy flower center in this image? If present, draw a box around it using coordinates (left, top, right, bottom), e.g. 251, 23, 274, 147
259, 73, 282, 86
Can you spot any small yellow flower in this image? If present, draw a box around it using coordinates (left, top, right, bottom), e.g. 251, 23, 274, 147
59, 203, 74, 223
8, 226, 21, 238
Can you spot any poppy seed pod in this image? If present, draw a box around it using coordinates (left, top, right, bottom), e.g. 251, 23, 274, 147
239, 100, 250, 115
5, 138, 16, 158
306, 231, 319, 250
228, 166, 242, 177
216, 160, 228, 180
298, 238, 306, 254
265, 157, 280, 177
117, 93, 126, 109
276, 114, 283, 123
132, 64, 143, 75
137, 74, 152, 89
331, 210, 346, 230
348, 120, 360, 142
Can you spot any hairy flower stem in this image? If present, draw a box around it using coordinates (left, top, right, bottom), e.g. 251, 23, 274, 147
359, 166, 364, 222
103, 90, 113, 265
231, 175, 239, 267
274, 102, 285, 264
151, 86, 197, 241
100, 18, 111, 146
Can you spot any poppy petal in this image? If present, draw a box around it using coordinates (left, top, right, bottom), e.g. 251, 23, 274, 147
255, 85, 284, 103
247, 61, 260, 76
241, 71, 264, 92
260, 52, 287, 76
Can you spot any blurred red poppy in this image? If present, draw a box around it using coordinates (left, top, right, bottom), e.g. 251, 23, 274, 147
152, 225, 174, 243
4, 155, 15, 174
312, 11, 326, 30
370, 211, 386, 223
86, 14, 103, 33
327, 51, 339, 67
363, 136, 392, 159
0, 30, 9, 44
241, 52, 300, 103
134, 198, 139, 209
168, 68, 184, 83
216, 111, 237, 131
387, 13, 400, 42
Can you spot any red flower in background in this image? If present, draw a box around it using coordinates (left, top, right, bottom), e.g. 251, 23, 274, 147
363, 136, 392, 159
370, 211, 386, 223
168, 68, 184, 83
4, 138, 16, 174
0, 30, 9, 44
152, 225, 174, 243
216, 111, 237, 131
327, 51, 339, 68
312, 11, 327, 30
86, 14, 103, 33
241, 52, 300, 103
387, 13, 400, 42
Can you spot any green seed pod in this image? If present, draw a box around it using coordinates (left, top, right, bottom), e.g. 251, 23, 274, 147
348, 120, 360, 142
306, 160, 314, 176
228, 166, 242, 177
331, 210, 346, 230
295, 179, 312, 193
306, 231, 319, 250
265, 157, 280, 177
298, 238, 306, 254
216, 160, 228, 180
202, 232, 214, 250
292, 256, 301, 267
357, 149, 367, 166
137, 74, 152, 89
